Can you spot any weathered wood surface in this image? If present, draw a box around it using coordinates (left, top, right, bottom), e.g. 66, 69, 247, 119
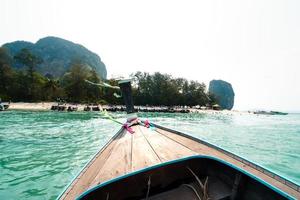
59, 124, 300, 200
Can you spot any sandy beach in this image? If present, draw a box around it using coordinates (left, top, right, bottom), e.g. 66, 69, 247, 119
6, 102, 248, 115
8, 102, 54, 110
8, 102, 86, 111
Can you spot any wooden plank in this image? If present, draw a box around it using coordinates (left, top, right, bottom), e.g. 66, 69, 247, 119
131, 126, 161, 171
61, 129, 126, 200
156, 129, 220, 157
89, 128, 132, 187
139, 126, 196, 162
156, 128, 300, 200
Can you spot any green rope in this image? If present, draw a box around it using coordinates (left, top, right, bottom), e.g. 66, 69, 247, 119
85, 80, 120, 90
100, 110, 123, 125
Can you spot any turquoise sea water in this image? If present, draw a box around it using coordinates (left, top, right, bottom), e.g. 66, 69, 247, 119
0, 111, 299, 200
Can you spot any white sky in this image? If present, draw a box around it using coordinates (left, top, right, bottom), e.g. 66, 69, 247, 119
1, 0, 300, 111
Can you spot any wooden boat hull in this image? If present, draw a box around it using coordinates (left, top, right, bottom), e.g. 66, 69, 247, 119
57, 124, 300, 200
77, 156, 291, 200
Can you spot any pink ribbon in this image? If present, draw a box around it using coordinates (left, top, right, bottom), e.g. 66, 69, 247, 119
123, 123, 135, 134
144, 120, 150, 128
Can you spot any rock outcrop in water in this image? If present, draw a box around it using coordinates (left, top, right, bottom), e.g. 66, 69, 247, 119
209, 80, 235, 110
2, 36, 107, 79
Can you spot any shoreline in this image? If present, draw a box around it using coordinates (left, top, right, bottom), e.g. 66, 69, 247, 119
8, 102, 87, 111
6, 102, 248, 115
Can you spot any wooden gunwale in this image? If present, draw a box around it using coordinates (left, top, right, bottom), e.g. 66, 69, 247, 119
57, 127, 125, 200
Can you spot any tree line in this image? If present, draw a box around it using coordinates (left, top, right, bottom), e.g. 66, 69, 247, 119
0, 47, 216, 106
131, 72, 213, 106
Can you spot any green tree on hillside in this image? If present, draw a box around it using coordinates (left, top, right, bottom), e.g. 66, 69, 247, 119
62, 63, 88, 102
14, 48, 43, 81
43, 78, 64, 101
62, 62, 104, 103
86, 69, 102, 102
0, 48, 14, 100
14, 48, 44, 100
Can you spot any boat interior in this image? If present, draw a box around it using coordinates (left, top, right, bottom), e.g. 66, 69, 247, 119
78, 156, 289, 200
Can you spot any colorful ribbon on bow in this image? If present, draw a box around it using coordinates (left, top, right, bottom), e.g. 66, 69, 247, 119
100, 110, 157, 133
123, 123, 135, 134
144, 120, 150, 128
141, 120, 155, 131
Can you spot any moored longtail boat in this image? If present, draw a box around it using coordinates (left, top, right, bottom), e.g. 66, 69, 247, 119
0, 102, 10, 111
58, 80, 300, 200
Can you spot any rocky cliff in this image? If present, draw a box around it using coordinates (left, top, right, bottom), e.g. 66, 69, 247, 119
2, 36, 107, 79
209, 80, 235, 110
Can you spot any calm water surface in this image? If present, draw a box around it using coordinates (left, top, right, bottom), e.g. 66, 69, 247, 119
0, 111, 299, 199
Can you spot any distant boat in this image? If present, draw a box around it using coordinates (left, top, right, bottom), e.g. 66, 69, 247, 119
67, 105, 78, 112
83, 105, 91, 111
254, 110, 288, 115
0, 102, 9, 111
269, 111, 288, 115
51, 104, 67, 111
57, 80, 299, 200
84, 104, 101, 112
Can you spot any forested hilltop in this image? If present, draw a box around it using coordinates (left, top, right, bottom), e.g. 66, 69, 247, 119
0, 46, 217, 106
3, 36, 107, 79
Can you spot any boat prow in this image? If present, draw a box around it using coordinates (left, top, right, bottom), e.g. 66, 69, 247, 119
58, 123, 300, 200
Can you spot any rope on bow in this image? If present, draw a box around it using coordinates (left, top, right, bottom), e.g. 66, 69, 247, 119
123, 123, 135, 134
